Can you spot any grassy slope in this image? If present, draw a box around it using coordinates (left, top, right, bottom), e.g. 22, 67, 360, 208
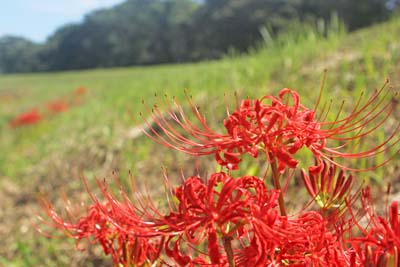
0, 19, 399, 266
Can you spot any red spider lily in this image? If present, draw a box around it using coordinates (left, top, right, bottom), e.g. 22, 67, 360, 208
347, 188, 400, 267
46, 100, 69, 113
161, 173, 281, 266
9, 108, 43, 128
39, 198, 164, 267
142, 84, 398, 172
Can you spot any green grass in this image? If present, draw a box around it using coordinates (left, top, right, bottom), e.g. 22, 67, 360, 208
0, 18, 399, 266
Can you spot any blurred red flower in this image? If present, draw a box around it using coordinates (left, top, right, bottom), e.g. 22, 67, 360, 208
46, 100, 69, 113
74, 86, 87, 96
9, 108, 43, 128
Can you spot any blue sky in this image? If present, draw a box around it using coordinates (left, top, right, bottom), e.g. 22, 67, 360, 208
0, 0, 124, 43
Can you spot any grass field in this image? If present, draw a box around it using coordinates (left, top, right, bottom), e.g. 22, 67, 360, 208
0, 18, 399, 266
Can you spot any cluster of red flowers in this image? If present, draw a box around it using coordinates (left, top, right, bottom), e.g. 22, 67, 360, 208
40, 83, 399, 266
9, 87, 87, 128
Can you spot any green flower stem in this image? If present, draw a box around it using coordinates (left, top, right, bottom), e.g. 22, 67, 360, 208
270, 158, 287, 217
222, 236, 235, 267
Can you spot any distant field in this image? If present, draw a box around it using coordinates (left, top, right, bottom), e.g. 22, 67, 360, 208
0, 19, 399, 266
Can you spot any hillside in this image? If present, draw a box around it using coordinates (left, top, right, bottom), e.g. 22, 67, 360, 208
0, 18, 399, 266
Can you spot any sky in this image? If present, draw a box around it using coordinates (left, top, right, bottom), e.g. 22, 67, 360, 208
0, 0, 125, 43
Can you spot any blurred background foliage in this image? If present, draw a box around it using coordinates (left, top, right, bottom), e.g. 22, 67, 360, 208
0, 0, 399, 73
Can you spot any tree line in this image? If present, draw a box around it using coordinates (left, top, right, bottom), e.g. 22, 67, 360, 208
0, 0, 398, 73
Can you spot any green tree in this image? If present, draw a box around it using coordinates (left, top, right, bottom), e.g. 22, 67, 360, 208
0, 36, 43, 73
40, 0, 199, 70
187, 0, 301, 59
299, 0, 391, 30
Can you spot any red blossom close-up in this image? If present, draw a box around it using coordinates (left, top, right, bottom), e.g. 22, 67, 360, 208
142, 85, 398, 173
39, 197, 164, 267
